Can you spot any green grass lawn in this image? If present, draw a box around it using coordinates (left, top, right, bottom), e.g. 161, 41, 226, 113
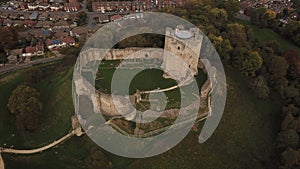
124, 66, 282, 169
236, 18, 300, 57
0, 62, 134, 169
0, 61, 281, 169
0, 62, 74, 149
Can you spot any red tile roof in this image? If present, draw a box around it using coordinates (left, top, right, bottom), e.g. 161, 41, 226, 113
25, 46, 37, 53
61, 36, 75, 44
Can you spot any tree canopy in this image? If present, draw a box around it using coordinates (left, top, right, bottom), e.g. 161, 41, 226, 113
7, 85, 42, 131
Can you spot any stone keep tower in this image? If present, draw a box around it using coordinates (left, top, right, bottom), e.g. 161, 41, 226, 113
162, 25, 203, 80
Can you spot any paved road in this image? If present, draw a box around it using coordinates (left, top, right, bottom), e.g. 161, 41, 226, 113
0, 56, 63, 75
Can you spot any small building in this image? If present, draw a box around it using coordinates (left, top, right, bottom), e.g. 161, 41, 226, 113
28, 3, 38, 10
49, 14, 61, 21
38, 2, 50, 10
24, 41, 44, 57
19, 13, 30, 20
19, 2, 28, 10
23, 20, 36, 27
50, 3, 62, 11
11, 20, 23, 27
46, 39, 63, 49
35, 21, 52, 28
53, 20, 70, 29
38, 13, 48, 21
7, 48, 23, 63
9, 13, 19, 20
61, 36, 75, 46
99, 15, 110, 23
64, 2, 80, 12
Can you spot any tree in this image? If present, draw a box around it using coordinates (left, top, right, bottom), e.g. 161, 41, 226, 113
267, 55, 289, 92
226, 23, 249, 48
7, 85, 42, 131
277, 129, 299, 149
283, 50, 300, 79
241, 51, 263, 76
0, 45, 7, 65
0, 27, 17, 51
24, 67, 43, 84
251, 8, 276, 28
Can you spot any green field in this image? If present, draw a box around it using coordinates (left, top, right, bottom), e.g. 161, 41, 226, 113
0, 61, 281, 169
123, 66, 282, 169
236, 18, 300, 57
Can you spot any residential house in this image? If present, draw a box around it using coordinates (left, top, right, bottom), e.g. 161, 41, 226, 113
54, 20, 69, 29
50, 3, 63, 11
38, 13, 49, 21
3, 19, 12, 27
61, 36, 75, 46
49, 14, 61, 21
0, 12, 10, 19
71, 26, 87, 38
28, 3, 38, 10
61, 14, 71, 21
9, 13, 19, 20
54, 30, 69, 39
19, 13, 30, 20
46, 39, 63, 49
7, 49, 23, 63
99, 15, 110, 23
11, 20, 23, 27
38, 2, 50, 10
35, 21, 53, 28
64, 2, 81, 12
23, 20, 36, 27
19, 2, 28, 10
24, 41, 44, 57
290, 12, 299, 21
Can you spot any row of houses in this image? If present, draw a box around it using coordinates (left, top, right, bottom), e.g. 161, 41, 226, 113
2, 0, 81, 12
0, 11, 76, 21
1, 19, 76, 29
7, 36, 76, 63
92, 0, 186, 12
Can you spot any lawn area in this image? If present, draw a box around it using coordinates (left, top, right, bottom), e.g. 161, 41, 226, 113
0, 61, 282, 169
124, 66, 282, 169
95, 59, 207, 109
236, 18, 300, 57
0, 62, 74, 149
0, 61, 134, 169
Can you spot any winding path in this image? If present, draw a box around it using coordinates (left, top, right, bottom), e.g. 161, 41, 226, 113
0, 132, 74, 155
0, 116, 83, 169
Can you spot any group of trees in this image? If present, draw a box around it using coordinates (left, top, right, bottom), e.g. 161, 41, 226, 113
250, 7, 300, 46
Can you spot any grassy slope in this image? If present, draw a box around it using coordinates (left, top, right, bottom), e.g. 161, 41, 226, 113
0, 63, 133, 169
124, 66, 281, 169
236, 18, 300, 57
0, 63, 281, 169
0, 63, 74, 149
